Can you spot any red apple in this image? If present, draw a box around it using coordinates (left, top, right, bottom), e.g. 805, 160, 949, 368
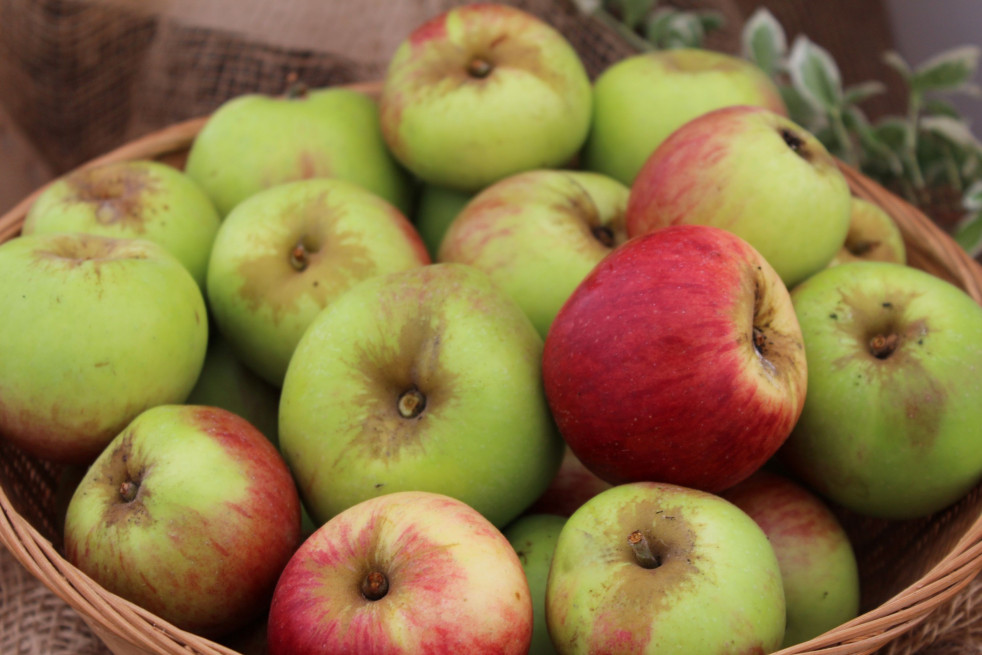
542, 224, 807, 492
267, 490, 533, 654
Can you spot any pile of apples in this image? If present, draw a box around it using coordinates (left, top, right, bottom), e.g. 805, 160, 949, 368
3, 3, 982, 654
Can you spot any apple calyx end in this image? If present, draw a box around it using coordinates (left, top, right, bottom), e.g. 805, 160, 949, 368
466, 56, 494, 79
780, 128, 810, 161
397, 388, 427, 419
118, 479, 140, 503
592, 225, 616, 249
869, 332, 900, 359
627, 530, 662, 570
360, 570, 389, 601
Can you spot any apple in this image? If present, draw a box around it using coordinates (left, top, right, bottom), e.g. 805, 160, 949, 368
205, 177, 430, 387
438, 169, 629, 338
185, 84, 412, 216
626, 105, 852, 288
22, 159, 221, 289
721, 470, 861, 648
0, 232, 208, 464
413, 183, 473, 258
278, 262, 565, 528
379, 3, 592, 192
504, 513, 567, 655
267, 490, 533, 655
546, 481, 786, 654
828, 196, 907, 267
582, 47, 787, 186
525, 446, 613, 518
63, 404, 302, 638
542, 224, 807, 493
779, 261, 982, 519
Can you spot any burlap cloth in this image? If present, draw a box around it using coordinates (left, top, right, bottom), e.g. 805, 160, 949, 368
0, 1, 978, 653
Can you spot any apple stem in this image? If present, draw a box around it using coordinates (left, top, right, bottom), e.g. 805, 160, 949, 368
753, 326, 768, 356
466, 57, 494, 79
397, 388, 427, 419
119, 480, 139, 503
628, 530, 661, 569
289, 242, 309, 271
869, 333, 900, 359
284, 72, 308, 99
361, 570, 389, 601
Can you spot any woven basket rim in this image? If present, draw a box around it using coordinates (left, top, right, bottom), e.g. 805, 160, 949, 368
2, 80, 982, 655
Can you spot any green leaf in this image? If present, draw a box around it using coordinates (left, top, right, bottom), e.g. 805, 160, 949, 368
846, 107, 904, 176
911, 45, 981, 94
646, 9, 705, 49
740, 7, 786, 77
963, 180, 982, 211
698, 11, 726, 34
788, 35, 843, 112
923, 97, 962, 118
780, 85, 826, 133
882, 50, 912, 80
872, 117, 909, 151
843, 81, 886, 107
920, 115, 982, 151
953, 209, 982, 256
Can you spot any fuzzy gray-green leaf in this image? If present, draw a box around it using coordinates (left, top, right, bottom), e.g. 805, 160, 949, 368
788, 35, 843, 112
740, 7, 786, 76
911, 45, 981, 94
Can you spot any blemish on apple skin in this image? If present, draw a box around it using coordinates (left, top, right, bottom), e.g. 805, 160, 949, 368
64, 163, 160, 233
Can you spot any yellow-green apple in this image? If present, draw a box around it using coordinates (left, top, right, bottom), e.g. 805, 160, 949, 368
63, 404, 302, 638
413, 183, 473, 258
185, 331, 280, 447
22, 160, 220, 289
542, 224, 807, 492
626, 105, 852, 288
828, 197, 907, 267
205, 177, 430, 387
546, 481, 786, 654
267, 490, 533, 655
0, 233, 208, 464
379, 3, 592, 192
721, 470, 861, 648
279, 262, 564, 528
779, 261, 982, 519
438, 169, 629, 338
185, 85, 412, 216
525, 446, 613, 518
583, 48, 787, 186
504, 513, 567, 655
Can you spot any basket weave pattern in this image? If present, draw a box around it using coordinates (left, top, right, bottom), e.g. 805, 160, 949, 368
1, 93, 982, 655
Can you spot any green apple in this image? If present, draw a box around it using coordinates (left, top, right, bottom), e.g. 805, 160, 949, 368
0, 233, 207, 464
583, 48, 787, 186
64, 404, 302, 638
205, 177, 430, 387
22, 159, 220, 289
780, 261, 982, 519
267, 491, 533, 654
504, 513, 567, 655
185, 85, 412, 216
546, 481, 786, 654
828, 197, 907, 267
278, 262, 565, 528
438, 169, 629, 338
626, 105, 852, 288
413, 183, 473, 258
379, 3, 592, 192
722, 470, 861, 648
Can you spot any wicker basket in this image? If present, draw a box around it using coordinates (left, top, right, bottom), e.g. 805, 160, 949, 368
2, 81, 982, 655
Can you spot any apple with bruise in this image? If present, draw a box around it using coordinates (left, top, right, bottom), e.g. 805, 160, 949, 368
0, 232, 208, 464
583, 47, 787, 186
827, 197, 907, 267
779, 261, 982, 519
185, 84, 412, 216
721, 470, 860, 648
278, 262, 564, 528
626, 105, 852, 288
438, 169, 629, 338
543, 224, 807, 493
546, 481, 786, 654
504, 513, 567, 655
63, 404, 302, 638
379, 3, 592, 192
525, 446, 613, 518
22, 159, 221, 289
205, 177, 430, 387
267, 491, 533, 655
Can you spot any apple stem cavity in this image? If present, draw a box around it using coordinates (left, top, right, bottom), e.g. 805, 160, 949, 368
592, 225, 616, 248
289, 236, 320, 272
628, 530, 662, 570
466, 56, 494, 79
361, 570, 389, 601
397, 388, 427, 419
781, 129, 809, 160
869, 332, 900, 359
118, 479, 139, 503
